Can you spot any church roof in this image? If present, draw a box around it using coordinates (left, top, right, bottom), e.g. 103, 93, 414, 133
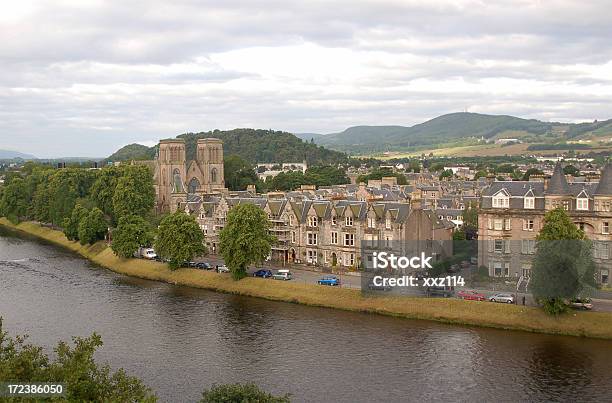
594, 164, 612, 195
546, 163, 571, 195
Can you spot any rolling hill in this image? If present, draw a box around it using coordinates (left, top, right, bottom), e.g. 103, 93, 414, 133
310, 113, 612, 154
0, 149, 37, 159
108, 129, 349, 166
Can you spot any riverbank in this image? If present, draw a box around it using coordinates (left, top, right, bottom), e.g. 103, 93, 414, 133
3, 218, 612, 339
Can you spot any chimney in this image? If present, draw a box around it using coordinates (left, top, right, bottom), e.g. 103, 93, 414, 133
246, 184, 256, 194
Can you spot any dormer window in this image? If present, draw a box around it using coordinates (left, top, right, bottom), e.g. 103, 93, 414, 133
367, 217, 376, 228
345, 216, 353, 226
577, 197, 589, 211
385, 217, 392, 229
331, 216, 337, 225
492, 192, 509, 208
308, 216, 318, 227
524, 197, 535, 209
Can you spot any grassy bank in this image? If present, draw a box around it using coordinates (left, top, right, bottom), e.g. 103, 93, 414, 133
3, 218, 612, 339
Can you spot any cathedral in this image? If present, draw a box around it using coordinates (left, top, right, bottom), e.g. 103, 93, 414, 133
153, 138, 225, 212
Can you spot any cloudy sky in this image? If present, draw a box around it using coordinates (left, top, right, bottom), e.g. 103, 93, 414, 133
1, 0, 612, 157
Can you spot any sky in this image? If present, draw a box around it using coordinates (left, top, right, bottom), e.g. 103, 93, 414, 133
1, 0, 612, 158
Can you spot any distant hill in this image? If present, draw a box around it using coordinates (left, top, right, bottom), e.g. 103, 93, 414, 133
309, 113, 612, 154
106, 143, 155, 162
0, 149, 36, 160
108, 129, 349, 165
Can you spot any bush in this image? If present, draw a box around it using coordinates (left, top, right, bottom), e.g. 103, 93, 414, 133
539, 298, 569, 316
200, 383, 290, 403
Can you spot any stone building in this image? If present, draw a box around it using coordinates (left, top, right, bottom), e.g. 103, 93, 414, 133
153, 138, 225, 212
479, 163, 612, 284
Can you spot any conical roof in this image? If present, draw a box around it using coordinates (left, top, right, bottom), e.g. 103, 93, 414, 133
546, 163, 571, 195
594, 164, 612, 195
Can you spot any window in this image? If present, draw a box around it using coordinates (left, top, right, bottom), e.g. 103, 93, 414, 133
577, 198, 589, 211
524, 197, 535, 209
291, 231, 296, 243
344, 233, 355, 246
603, 269, 609, 284
494, 219, 503, 231
331, 231, 338, 245
385, 217, 392, 229
562, 200, 570, 211
331, 216, 337, 225
504, 218, 511, 230
521, 240, 536, 255
307, 250, 317, 264
493, 262, 502, 277
288, 215, 294, 226
307, 232, 317, 246
523, 219, 534, 231
603, 222, 609, 235
367, 217, 376, 228
594, 242, 610, 260
494, 239, 503, 252
308, 216, 318, 227
347, 253, 355, 267
492, 194, 509, 208
345, 216, 353, 226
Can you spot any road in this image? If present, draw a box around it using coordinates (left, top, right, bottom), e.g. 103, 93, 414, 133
195, 255, 612, 312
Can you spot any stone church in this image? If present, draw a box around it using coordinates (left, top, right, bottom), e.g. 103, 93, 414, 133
153, 138, 225, 212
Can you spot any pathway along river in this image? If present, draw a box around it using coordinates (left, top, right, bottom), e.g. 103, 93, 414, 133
1, 226, 612, 402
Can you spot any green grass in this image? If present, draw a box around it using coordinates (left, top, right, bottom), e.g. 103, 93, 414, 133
3, 218, 612, 339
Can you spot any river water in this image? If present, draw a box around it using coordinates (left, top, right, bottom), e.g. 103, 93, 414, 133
1, 226, 611, 402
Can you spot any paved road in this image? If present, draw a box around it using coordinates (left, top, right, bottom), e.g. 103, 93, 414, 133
195, 255, 612, 312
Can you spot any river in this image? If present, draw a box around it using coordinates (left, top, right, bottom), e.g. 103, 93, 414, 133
1, 226, 611, 402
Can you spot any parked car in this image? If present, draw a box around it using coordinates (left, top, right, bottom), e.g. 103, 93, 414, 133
253, 269, 273, 278
570, 298, 593, 310
457, 290, 486, 301
366, 278, 392, 291
488, 293, 515, 304
195, 262, 212, 270
187, 261, 198, 268
317, 276, 340, 286
141, 248, 157, 260
427, 285, 454, 298
272, 269, 293, 280
216, 265, 230, 273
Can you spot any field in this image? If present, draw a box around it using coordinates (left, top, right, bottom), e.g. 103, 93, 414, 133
3, 218, 612, 339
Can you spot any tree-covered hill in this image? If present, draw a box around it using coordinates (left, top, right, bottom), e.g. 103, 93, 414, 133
107, 129, 349, 165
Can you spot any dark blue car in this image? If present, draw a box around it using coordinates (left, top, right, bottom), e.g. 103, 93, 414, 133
253, 269, 273, 278
317, 276, 341, 286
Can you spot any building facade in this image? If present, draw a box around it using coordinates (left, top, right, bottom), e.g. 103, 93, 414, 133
479, 163, 612, 284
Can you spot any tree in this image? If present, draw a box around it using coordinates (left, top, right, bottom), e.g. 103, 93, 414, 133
111, 215, 154, 258
90, 166, 122, 219
63, 203, 87, 241
530, 208, 597, 315
0, 318, 156, 402
154, 211, 206, 269
563, 164, 579, 176
0, 177, 29, 223
200, 383, 289, 403
78, 207, 108, 245
439, 169, 453, 180
112, 165, 155, 219
219, 203, 275, 280
522, 168, 543, 181
224, 155, 258, 191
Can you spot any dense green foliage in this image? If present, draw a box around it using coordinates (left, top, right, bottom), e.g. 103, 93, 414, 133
224, 155, 259, 191
154, 211, 206, 269
63, 203, 87, 241
112, 165, 156, 220
263, 165, 350, 191
106, 143, 155, 162
219, 203, 275, 280
200, 383, 290, 403
111, 215, 154, 258
0, 177, 29, 222
77, 207, 108, 245
0, 318, 156, 402
531, 208, 596, 315
356, 168, 407, 185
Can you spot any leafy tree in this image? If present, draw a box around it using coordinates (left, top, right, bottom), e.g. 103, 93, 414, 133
200, 383, 290, 403
522, 168, 543, 181
439, 169, 453, 180
356, 168, 407, 185
112, 165, 155, 219
563, 164, 579, 176
224, 155, 258, 191
154, 211, 206, 269
111, 215, 154, 258
78, 207, 108, 245
90, 166, 122, 218
531, 208, 596, 315
429, 162, 445, 172
495, 164, 516, 174
0, 177, 29, 223
63, 203, 87, 241
462, 201, 478, 240
0, 318, 156, 402
219, 203, 275, 280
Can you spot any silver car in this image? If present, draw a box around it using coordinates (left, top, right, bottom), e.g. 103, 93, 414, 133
488, 293, 515, 304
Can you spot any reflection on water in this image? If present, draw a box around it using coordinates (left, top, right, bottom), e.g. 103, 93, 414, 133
1, 226, 612, 403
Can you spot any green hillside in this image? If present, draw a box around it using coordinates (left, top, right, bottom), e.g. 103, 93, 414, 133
108, 129, 349, 165
316, 113, 556, 153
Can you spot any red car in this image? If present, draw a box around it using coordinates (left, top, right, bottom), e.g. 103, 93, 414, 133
457, 290, 486, 301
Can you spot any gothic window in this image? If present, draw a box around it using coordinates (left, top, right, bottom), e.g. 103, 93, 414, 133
210, 168, 218, 183
188, 178, 200, 193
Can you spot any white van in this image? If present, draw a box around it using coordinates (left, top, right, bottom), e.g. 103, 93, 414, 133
142, 248, 157, 260
272, 269, 293, 281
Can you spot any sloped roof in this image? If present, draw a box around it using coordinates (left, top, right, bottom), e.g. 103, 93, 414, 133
547, 163, 571, 195
594, 164, 612, 195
